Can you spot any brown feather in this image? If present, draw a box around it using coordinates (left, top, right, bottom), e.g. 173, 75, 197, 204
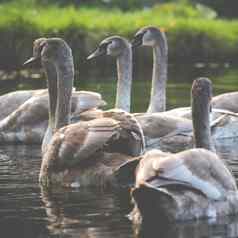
40, 110, 144, 188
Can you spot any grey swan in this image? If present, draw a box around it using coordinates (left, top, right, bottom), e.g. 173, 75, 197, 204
3, 38, 105, 144
25, 38, 145, 187
132, 26, 238, 114
118, 78, 238, 224
131, 25, 238, 141
87, 36, 132, 112
87, 36, 238, 150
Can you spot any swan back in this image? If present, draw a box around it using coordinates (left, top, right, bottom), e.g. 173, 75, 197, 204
131, 148, 238, 223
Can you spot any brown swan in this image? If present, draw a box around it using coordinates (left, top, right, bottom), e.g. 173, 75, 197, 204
23, 38, 144, 187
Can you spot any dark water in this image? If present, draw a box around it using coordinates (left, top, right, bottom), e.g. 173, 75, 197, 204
1, 64, 238, 238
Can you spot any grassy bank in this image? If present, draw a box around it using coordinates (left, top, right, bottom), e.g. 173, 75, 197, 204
0, 2, 238, 70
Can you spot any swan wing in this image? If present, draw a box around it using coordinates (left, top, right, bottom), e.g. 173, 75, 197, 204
104, 109, 145, 155
135, 113, 192, 138
57, 118, 121, 166
212, 91, 238, 113
73, 118, 121, 160
139, 149, 233, 200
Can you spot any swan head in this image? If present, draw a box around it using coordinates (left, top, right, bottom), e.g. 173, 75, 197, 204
23, 38, 72, 66
87, 36, 131, 60
192, 77, 213, 105
132, 26, 165, 47
23, 38, 47, 67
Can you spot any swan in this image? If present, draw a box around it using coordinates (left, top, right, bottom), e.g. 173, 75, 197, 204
87, 36, 132, 112
5, 38, 105, 144
132, 26, 238, 114
118, 78, 238, 224
26, 38, 145, 187
87, 36, 238, 150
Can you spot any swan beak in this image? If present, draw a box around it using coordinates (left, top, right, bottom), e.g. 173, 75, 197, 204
131, 33, 144, 48
87, 48, 106, 60
23, 57, 40, 67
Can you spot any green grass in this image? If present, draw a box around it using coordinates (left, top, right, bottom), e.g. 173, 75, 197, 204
0, 2, 238, 69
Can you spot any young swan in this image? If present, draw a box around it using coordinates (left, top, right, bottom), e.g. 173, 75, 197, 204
23, 38, 145, 188
88, 36, 132, 113
0, 38, 105, 144
132, 26, 168, 113
120, 78, 238, 224
132, 25, 238, 113
131, 26, 238, 145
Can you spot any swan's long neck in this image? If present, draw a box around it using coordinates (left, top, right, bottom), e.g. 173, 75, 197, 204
55, 57, 74, 130
147, 38, 168, 113
42, 50, 74, 154
115, 47, 132, 112
42, 62, 58, 152
192, 93, 213, 151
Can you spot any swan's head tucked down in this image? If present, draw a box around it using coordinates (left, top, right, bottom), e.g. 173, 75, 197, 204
132, 26, 167, 48
87, 36, 131, 59
24, 38, 73, 67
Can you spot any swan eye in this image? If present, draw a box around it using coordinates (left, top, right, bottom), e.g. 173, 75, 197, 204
87, 41, 111, 60
132, 32, 144, 48
100, 41, 112, 50
32, 39, 48, 58
100, 42, 108, 50
38, 41, 47, 54
23, 40, 47, 67
136, 32, 145, 40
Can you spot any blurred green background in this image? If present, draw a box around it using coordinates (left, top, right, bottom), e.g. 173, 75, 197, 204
0, 0, 238, 110
0, 0, 238, 71
1, 0, 236, 18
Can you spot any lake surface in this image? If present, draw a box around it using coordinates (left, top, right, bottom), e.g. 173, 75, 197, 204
1, 64, 238, 238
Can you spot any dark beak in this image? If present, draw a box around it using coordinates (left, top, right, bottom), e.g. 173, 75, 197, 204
23, 56, 40, 67
87, 47, 106, 60
131, 33, 144, 48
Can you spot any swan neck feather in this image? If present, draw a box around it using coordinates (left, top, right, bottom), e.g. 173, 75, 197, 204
192, 90, 213, 150
147, 43, 168, 113
55, 53, 74, 130
116, 46, 132, 112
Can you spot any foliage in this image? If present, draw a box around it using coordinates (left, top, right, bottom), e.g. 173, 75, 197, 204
0, 1, 238, 70
1, 0, 237, 18
35, 0, 162, 9
192, 0, 238, 18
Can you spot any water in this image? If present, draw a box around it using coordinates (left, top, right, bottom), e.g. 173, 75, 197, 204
1, 64, 238, 238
